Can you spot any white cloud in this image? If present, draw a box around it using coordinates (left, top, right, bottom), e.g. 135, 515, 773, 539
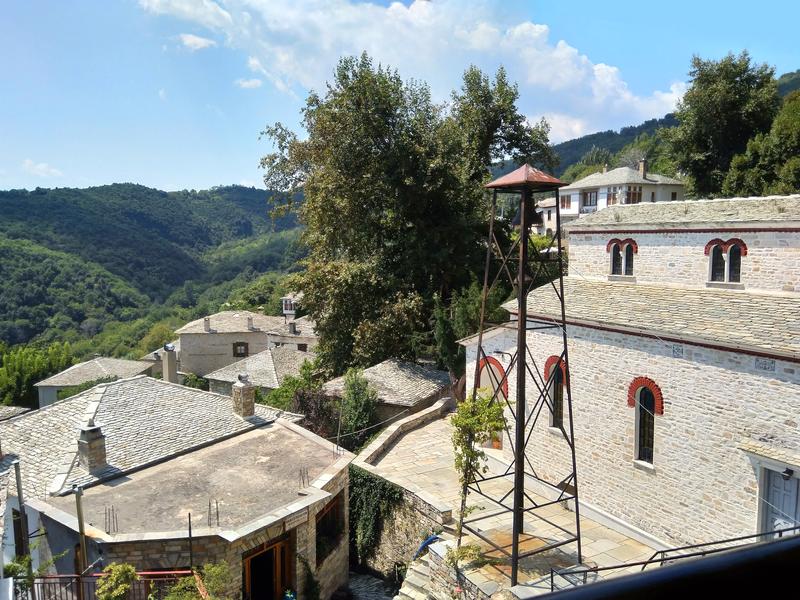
158, 88, 167, 100
540, 113, 590, 144
139, 0, 685, 141
22, 159, 62, 178
178, 33, 217, 51
235, 77, 263, 89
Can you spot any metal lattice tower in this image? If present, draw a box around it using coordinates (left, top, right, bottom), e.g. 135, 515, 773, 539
461, 164, 582, 586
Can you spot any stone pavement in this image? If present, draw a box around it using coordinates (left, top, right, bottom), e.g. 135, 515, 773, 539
373, 414, 657, 591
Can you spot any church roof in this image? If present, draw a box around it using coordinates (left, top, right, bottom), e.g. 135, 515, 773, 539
502, 278, 800, 360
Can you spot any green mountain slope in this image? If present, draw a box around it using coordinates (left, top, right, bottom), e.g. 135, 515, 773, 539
0, 236, 148, 344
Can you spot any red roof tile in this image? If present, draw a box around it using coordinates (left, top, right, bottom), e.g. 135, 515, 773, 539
485, 164, 564, 190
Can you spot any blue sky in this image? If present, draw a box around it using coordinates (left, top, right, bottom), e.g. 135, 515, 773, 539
1, 0, 797, 191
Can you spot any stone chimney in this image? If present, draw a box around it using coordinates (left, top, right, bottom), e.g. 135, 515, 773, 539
203, 317, 211, 332
602, 164, 608, 174
232, 374, 255, 418
78, 418, 107, 472
288, 321, 297, 335
162, 345, 178, 384
638, 159, 647, 178
247, 315, 254, 330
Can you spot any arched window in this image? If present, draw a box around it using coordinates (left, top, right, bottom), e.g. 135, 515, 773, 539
637, 387, 655, 463
611, 244, 622, 275
624, 244, 634, 276
627, 377, 664, 465
728, 244, 742, 283
478, 357, 508, 400
710, 245, 725, 282
549, 364, 564, 428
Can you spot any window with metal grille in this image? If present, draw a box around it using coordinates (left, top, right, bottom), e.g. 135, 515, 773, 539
611, 244, 622, 275
637, 387, 655, 463
710, 245, 725, 282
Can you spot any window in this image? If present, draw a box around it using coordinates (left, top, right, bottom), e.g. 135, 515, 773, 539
316, 491, 344, 566
549, 364, 564, 428
582, 190, 598, 206
625, 186, 642, 204
560, 194, 571, 209
624, 244, 634, 276
706, 238, 747, 284
607, 186, 618, 205
611, 244, 622, 275
547, 209, 552, 221
636, 387, 655, 463
627, 377, 664, 465
233, 342, 249, 358
650, 191, 655, 202
12, 509, 24, 558
297, 344, 308, 352
671, 191, 677, 201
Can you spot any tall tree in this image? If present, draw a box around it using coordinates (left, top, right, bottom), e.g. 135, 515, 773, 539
667, 51, 779, 196
262, 54, 552, 375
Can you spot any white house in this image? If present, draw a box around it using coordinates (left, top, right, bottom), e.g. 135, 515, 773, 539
559, 160, 684, 218
462, 195, 800, 549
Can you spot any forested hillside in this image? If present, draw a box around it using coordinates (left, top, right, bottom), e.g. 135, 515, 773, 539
0, 184, 303, 349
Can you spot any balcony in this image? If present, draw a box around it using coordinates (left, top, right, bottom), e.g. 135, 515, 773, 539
579, 205, 597, 214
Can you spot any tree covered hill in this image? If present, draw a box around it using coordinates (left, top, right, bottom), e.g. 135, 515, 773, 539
0, 184, 302, 346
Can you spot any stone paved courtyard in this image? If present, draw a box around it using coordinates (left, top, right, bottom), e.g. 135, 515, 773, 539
373, 415, 657, 591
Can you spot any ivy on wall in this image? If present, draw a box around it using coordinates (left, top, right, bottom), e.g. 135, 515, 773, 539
348, 465, 404, 564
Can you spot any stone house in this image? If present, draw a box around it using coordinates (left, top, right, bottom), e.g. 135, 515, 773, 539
267, 316, 319, 352
206, 347, 312, 396
323, 359, 453, 423
34, 357, 152, 408
0, 376, 352, 600
175, 311, 287, 376
559, 160, 684, 219
462, 195, 800, 549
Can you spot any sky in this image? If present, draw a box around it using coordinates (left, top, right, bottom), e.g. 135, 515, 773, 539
1, 0, 798, 191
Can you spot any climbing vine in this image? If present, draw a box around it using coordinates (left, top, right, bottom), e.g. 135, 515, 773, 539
348, 465, 404, 564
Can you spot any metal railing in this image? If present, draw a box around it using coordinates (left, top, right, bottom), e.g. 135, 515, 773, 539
16, 570, 192, 600
549, 525, 800, 592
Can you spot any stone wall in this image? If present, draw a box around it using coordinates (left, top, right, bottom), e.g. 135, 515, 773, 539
466, 323, 800, 547
179, 331, 270, 376
568, 229, 800, 292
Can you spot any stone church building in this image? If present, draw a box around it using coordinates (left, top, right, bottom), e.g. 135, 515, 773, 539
463, 195, 800, 549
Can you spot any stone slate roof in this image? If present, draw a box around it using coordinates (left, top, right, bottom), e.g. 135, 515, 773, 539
266, 315, 318, 339
323, 359, 452, 407
35, 357, 152, 388
566, 195, 800, 230
0, 406, 30, 421
0, 376, 302, 500
560, 166, 683, 191
502, 278, 800, 358
205, 347, 311, 389
140, 339, 180, 362
175, 311, 286, 335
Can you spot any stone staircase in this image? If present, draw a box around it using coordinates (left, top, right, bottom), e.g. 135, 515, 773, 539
393, 554, 433, 600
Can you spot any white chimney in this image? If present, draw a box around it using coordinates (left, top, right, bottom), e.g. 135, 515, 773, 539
602, 164, 608, 174
203, 317, 211, 332
232, 374, 255, 418
247, 315, 254, 330
78, 418, 107, 472
162, 345, 178, 384
638, 159, 647, 178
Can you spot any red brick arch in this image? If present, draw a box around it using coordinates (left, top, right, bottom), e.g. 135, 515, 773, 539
544, 355, 568, 383
606, 238, 638, 253
704, 238, 748, 256
627, 377, 664, 415
478, 356, 508, 399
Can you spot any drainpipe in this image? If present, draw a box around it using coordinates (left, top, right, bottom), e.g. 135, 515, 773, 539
73, 485, 88, 575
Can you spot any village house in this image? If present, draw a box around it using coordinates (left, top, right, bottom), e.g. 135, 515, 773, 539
174, 310, 287, 377
558, 160, 684, 218
0, 374, 352, 600
323, 359, 452, 423
267, 315, 319, 352
206, 346, 312, 396
33, 356, 152, 408
462, 194, 800, 549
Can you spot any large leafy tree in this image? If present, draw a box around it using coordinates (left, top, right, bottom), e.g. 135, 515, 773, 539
262, 53, 553, 375
667, 51, 780, 196
723, 91, 800, 196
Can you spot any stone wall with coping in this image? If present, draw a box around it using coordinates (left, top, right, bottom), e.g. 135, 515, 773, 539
465, 322, 800, 547
567, 229, 800, 292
